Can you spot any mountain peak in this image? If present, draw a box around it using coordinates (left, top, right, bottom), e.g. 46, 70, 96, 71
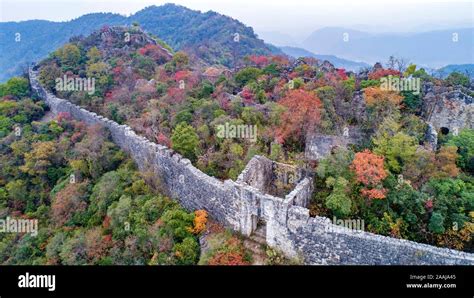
0, 4, 276, 81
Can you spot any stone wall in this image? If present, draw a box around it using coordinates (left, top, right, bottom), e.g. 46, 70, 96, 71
284, 210, 474, 265
29, 67, 474, 265
237, 155, 305, 196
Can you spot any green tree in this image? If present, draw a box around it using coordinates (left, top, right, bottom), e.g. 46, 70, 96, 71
20, 141, 57, 177
59, 230, 87, 265
423, 177, 473, 230
373, 131, 417, 173
412, 68, 431, 80
198, 81, 214, 98
445, 72, 470, 87
87, 171, 126, 226
325, 177, 352, 217
171, 122, 199, 161
234, 67, 262, 87
0, 188, 7, 208
447, 129, 474, 173
403, 64, 417, 77
39, 64, 62, 91
317, 147, 354, 180
401, 91, 421, 112
86, 47, 101, 64
55, 43, 81, 70
359, 79, 380, 89
429, 212, 445, 234
160, 208, 194, 242
173, 110, 193, 127
170, 51, 189, 71
107, 195, 132, 239
386, 184, 427, 237
6, 180, 28, 204
173, 237, 199, 265
86, 62, 109, 87
0, 77, 30, 98
45, 232, 66, 264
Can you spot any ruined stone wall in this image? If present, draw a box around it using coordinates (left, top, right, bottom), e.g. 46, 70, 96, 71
237, 155, 273, 192
237, 155, 305, 196
285, 177, 313, 209
269, 205, 474, 265
29, 68, 243, 231
29, 67, 474, 265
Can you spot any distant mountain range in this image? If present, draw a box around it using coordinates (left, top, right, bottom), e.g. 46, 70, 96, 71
257, 31, 299, 47
0, 4, 276, 82
436, 64, 474, 78
301, 27, 474, 68
279, 46, 370, 72
0, 13, 126, 82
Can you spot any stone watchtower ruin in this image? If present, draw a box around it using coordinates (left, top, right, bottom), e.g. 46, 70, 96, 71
235, 156, 313, 251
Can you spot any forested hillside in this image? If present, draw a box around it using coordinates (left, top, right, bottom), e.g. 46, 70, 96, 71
0, 4, 275, 82
30, 25, 474, 253
0, 76, 266, 265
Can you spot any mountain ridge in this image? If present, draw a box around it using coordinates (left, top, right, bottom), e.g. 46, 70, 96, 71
0, 3, 276, 82
302, 26, 474, 67
279, 46, 370, 71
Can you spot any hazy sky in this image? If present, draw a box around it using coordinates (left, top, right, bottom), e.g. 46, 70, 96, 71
1, 0, 472, 39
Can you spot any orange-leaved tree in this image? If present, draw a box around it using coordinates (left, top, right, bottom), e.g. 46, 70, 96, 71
364, 87, 403, 107
363, 87, 403, 129
189, 209, 208, 234
208, 251, 249, 265
275, 89, 322, 145
351, 149, 388, 199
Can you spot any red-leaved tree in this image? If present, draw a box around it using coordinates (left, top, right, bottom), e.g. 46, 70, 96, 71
275, 89, 322, 145
351, 149, 388, 199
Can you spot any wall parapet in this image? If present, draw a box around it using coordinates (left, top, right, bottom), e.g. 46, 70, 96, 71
290, 213, 474, 265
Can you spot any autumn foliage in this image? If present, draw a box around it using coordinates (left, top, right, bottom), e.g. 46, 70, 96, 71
207, 235, 249, 265
189, 209, 208, 234
360, 188, 387, 200
363, 87, 403, 107
156, 132, 171, 147
137, 44, 170, 63
85, 228, 113, 263
208, 251, 249, 265
433, 146, 460, 178
51, 182, 88, 226
336, 68, 348, 80
174, 70, 190, 82
247, 55, 269, 67
276, 89, 322, 144
368, 68, 401, 80
351, 150, 388, 199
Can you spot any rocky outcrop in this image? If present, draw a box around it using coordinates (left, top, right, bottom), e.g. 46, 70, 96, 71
422, 82, 473, 132
305, 126, 365, 160
425, 123, 438, 150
